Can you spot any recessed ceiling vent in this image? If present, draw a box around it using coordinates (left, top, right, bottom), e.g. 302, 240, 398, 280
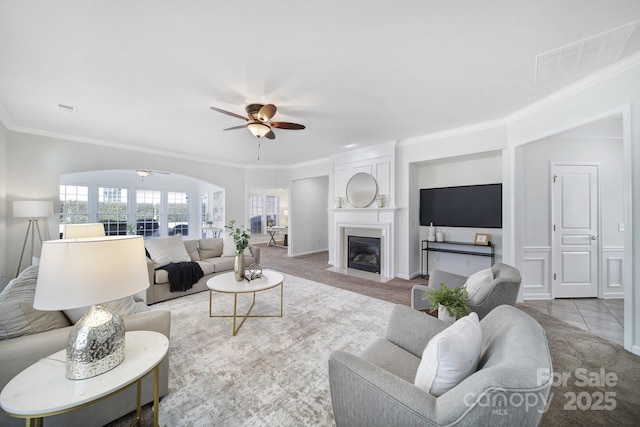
536, 20, 640, 83
57, 103, 77, 113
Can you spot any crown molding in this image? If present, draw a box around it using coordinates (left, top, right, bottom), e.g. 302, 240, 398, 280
505, 51, 640, 124
398, 51, 640, 148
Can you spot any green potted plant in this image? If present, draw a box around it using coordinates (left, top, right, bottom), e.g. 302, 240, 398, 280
225, 220, 250, 280
422, 283, 471, 322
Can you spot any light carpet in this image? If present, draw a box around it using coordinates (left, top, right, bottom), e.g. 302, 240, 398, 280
114, 272, 394, 426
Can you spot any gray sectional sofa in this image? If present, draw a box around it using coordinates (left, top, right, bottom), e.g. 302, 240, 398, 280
143, 236, 260, 305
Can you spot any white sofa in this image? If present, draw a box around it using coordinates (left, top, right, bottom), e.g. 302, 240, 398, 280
143, 236, 260, 305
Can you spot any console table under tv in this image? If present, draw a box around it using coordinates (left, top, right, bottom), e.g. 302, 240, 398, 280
421, 240, 495, 278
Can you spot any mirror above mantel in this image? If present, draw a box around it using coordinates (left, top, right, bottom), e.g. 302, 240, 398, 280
345, 172, 378, 208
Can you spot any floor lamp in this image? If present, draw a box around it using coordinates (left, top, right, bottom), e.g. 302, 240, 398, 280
14, 200, 53, 277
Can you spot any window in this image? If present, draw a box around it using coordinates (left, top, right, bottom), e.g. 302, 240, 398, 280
266, 195, 279, 227
59, 185, 89, 234
249, 194, 263, 234
136, 190, 161, 238
167, 191, 190, 236
99, 187, 128, 235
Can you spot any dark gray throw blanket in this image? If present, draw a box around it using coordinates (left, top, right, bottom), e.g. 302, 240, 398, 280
160, 262, 204, 292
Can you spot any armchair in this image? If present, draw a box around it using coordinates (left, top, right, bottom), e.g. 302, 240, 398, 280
411, 263, 521, 319
328, 304, 552, 427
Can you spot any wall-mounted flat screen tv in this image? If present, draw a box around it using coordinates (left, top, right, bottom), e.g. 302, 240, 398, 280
419, 183, 502, 228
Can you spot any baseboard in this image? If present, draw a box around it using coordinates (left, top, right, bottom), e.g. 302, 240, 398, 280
290, 248, 329, 257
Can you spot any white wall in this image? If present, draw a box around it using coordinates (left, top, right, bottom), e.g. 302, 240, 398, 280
290, 176, 329, 256
5, 131, 247, 284
394, 61, 639, 353
417, 152, 503, 276
0, 121, 8, 287
396, 126, 508, 279
518, 132, 624, 299
60, 169, 225, 239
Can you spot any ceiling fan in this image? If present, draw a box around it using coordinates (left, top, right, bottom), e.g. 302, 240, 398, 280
136, 169, 170, 178
209, 103, 305, 139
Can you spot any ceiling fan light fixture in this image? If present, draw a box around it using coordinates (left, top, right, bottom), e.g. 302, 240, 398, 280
247, 121, 271, 138
136, 169, 151, 177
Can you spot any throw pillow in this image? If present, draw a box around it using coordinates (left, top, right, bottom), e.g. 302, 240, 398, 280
183, 239, 200, 261
464, 267, 494, 301
145, 235, 191, 268
63, 296, 139, 324
199, 238, 223, 259
222, 234, 236, 257
0, 265, 71, 340
414, 312, 482, 396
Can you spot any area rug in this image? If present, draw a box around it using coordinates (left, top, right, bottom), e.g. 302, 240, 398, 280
110, 273, 394, 426
518, 305, 640, 427
107, 273, 640, 426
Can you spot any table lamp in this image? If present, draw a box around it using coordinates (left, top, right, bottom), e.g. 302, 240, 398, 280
34, 236, 149, 380
13, 200, 53, 276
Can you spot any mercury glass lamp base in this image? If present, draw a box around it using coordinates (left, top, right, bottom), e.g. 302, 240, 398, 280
66, 303, 126, 380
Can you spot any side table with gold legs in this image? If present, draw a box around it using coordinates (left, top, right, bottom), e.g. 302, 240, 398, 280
0, 331, 169, 427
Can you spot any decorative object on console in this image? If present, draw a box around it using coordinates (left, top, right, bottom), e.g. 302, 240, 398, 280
435, 230, 444, 242
13, 200, 53, 277
225, 220, 251, 281
427, 222, 436, 242
376, 194, 386, 208
474, 232, 490, 245
422, 282, 471, 321
33, 236, 149, 380
345, 172, 378, 208
334, 197, 343, 208
246, 263, 263, 281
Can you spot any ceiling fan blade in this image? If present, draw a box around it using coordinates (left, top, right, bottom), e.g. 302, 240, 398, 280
257, 104, 277, 122
210, 106, 248, 121
223, 125, 248, 131
271, 122, 305, 130
264, 130, 276, 140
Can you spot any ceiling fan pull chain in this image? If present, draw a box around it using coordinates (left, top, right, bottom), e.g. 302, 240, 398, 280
257, 141, 261, 160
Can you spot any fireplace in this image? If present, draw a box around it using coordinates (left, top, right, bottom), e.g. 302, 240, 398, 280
348, 236, 381, 273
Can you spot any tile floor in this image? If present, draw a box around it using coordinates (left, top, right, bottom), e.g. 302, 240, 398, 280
522, 298, 624, 346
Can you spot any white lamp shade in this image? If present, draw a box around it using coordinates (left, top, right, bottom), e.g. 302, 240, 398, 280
63, 223, 106, 239
247, 121, 271, 137
13, 200, 53, 218
34, 236, 149, 310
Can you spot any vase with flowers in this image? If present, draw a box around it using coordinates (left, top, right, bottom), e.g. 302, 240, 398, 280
225, 220, 250, 281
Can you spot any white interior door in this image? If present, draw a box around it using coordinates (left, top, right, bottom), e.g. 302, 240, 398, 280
551, 164, 599, 298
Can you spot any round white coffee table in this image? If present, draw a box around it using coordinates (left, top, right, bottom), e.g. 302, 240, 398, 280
207, 270, 284, 336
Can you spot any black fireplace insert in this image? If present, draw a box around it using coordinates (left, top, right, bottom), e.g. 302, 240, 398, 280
348, 236, 381, 274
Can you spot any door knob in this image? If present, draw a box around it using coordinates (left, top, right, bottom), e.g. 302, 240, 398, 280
590, 235, 600, 240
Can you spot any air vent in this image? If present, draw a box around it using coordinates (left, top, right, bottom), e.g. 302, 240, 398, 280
57, 103, 77, 113
536, 20, 640, 83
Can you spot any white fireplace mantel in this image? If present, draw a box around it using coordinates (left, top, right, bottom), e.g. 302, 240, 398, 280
331, 207, 396, 279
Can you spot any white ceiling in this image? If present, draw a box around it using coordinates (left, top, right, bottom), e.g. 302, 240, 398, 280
1, 1, 639, 167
